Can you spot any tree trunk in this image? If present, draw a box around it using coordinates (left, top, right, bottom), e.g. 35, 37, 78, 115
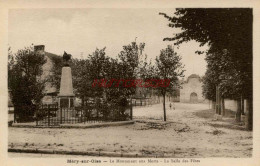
81, 96, 85, 107
14, 106, 17, 123
236, 99, 241, 122
81, 96, 85, 121
245, 99, 253, 131
212, 101, 216, 110
215, 86, 218, 114
216, 85, 220, 114
241, 95, 245, 115
130, 98, 133, 120
221, 97, 225, 116
163, 94, 166, 121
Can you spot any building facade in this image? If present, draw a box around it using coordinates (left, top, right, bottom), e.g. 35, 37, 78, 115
180, 74, 206, 103
34, 45, 60, 104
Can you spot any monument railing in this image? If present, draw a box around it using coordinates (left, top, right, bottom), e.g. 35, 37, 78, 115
36, 103, 59, 126
35, 103, 132, 126
79, 104, 132, 123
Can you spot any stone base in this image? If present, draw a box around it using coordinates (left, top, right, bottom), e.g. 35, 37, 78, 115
57, 109, 76, 119
241, 115, 246, 125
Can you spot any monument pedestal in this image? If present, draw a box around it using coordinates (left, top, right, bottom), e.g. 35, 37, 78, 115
57, 97, 76, 119
57, 66, 75, 122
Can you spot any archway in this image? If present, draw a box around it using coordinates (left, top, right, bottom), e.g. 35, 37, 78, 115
190, 92, 198, 103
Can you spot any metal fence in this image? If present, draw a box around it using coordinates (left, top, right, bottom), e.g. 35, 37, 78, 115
36, 103, 59, 126
36, 103, 132, 126
132, 98, 160, 107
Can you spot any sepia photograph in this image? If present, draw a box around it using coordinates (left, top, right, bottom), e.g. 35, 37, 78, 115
1, 0, 260, 166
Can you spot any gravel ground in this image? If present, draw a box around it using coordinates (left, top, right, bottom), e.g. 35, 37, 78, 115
8, 102, 252, 157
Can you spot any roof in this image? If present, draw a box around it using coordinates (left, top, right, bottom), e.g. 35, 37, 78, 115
45, 52, 61, 60
188, 74, 200, 79
44, 91, 59, 96
182, 74, 202, 83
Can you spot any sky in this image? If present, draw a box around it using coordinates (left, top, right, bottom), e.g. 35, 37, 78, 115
8, 9, 208, 78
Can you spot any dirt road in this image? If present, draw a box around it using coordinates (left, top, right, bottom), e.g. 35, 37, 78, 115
8, 102, 252, 157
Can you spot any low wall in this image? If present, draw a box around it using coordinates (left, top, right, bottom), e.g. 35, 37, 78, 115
11, 120, 135, 128
224, 99, 238, 112
209, 99, 247, 113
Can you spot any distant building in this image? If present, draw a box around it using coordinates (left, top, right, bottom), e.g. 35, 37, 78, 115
180, 74, 206, 103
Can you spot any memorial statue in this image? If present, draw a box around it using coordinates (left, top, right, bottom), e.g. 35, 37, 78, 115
58, 51, 75, 120
63, 51, 72, 66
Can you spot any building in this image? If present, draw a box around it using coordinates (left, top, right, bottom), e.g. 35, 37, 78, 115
34, 45, 60, 104
180, 74, 206, 103
8, 45, 60, 120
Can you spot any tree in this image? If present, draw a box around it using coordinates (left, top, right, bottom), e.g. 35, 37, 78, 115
160, 8, 253, 130
88, 48, 111, 99
118, 41, 146, 97
8, 45, 46, 122
71, 58, 91, 107
118, 41, 145, 76
155, 45, 184, 121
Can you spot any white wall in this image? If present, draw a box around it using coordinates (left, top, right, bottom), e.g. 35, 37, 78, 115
224, 99, 238, 112
180, 77, 204, 103
41, 55, 56, 94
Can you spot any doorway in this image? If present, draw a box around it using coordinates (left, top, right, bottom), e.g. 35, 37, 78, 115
190, 92, 198, 103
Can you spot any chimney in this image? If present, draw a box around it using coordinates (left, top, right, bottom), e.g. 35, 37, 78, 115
34, 45, 45, 55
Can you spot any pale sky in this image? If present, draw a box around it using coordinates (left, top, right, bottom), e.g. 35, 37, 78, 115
8, 9, 208, 78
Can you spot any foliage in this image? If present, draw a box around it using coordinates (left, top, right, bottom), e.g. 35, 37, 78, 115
155, 45, 185, 121
71, 58, 91, 100
160, 8, 252, 100
118, 41, 145, 77
48, 41, 184, 121
8, 45, 46, 122
155, 45, 185, 95
117, 41, 146, 97
202, 69, 216, 101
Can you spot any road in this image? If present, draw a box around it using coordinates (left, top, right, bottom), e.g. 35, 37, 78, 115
133, 102, 210, 121
8, 102, 252, 158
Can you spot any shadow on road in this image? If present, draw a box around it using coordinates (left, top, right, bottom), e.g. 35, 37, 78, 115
194, 109, 248, 131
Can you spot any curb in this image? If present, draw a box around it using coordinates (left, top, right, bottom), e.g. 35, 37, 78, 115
8, 148, 166, 158
135, 120, 172, 124
10, 121, 135, 129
